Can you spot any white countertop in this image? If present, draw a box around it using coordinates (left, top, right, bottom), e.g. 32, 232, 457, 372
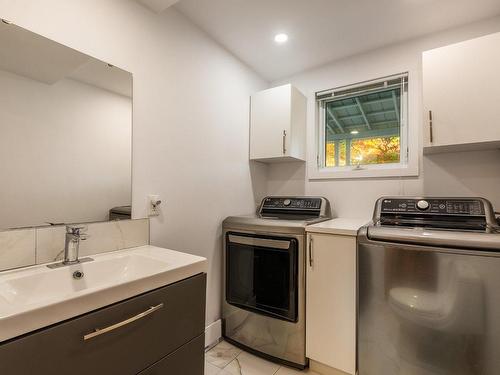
306, 218, 370, 236
0, 245, 207, 342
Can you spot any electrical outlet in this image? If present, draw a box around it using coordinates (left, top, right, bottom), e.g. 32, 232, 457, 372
148, 194, 161, 217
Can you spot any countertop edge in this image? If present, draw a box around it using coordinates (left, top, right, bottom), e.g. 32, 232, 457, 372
306, 218, 371, 236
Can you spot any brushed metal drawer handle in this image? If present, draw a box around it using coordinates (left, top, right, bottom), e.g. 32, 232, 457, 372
83, 303, 164, 341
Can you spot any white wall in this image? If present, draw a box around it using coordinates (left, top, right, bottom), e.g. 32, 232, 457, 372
5, 0, 498, 339
0, 70, 131, 228
269, 16, 500, 219
0, 0, 268, 330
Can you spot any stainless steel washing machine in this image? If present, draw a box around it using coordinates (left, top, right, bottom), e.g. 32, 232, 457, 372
358, 196, 500, 375
222, 196, 332, 369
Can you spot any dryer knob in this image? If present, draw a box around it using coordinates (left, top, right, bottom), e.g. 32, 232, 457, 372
417, 200, 430, 210
283, 199, 291, 206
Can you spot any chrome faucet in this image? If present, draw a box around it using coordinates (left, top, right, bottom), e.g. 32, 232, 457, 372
46, 224, 93, 269
63, 225, 88, 264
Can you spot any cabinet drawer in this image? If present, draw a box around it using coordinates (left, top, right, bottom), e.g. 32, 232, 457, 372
0, 273, 206, 375
139, 334, 204, 375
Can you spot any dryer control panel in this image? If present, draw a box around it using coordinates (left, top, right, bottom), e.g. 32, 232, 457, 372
262, 197, 322, 210
259, 196, 330, 219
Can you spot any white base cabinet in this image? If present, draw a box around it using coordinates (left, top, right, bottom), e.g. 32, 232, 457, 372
422, 31, 500, 152
250, 84, 306, 162
306, 233, 356, 375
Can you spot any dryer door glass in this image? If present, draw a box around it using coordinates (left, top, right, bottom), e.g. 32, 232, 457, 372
225, 232, 298, 322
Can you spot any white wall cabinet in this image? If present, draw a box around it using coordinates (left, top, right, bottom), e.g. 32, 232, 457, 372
306, 232, 356, 375
250, 84, 306, 162
422, 31, 500, 153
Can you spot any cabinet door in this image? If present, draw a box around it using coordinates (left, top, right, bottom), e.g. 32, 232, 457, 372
250, 84, 291, 160
139, 334, 204, 375
0, 274, 206, 375
306, 233, 356, 375
289, 86, 307, 160
423, 32, 500, 148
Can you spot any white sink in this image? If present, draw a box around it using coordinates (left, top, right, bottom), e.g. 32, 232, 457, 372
0, 245, 207, 342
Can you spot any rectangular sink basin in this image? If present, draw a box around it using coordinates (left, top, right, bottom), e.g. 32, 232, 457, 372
0, 245, 207, 342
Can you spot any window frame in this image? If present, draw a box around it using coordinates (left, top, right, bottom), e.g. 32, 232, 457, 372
309, 72, 419, 180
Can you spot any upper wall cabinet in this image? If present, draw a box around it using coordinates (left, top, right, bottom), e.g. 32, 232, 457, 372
422, 32, 500, 153
250, 84, 306, 162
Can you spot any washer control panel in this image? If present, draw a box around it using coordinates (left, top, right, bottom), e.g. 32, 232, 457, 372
380, 198, 485, 216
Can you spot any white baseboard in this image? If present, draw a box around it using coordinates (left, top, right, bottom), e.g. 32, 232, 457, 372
205, 319, 222, 349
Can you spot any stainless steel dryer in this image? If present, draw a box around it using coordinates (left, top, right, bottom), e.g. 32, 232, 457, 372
358, 197, 500, 375
222, 196, 332, 369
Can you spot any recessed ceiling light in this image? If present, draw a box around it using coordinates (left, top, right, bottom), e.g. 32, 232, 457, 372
274, 33, 288, 44
351, 130, 359, 135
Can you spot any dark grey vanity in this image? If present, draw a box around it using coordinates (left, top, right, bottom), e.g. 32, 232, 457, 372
0, 273, 206, 375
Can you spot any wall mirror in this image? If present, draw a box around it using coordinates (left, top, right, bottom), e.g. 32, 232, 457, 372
0, 21, 132, 230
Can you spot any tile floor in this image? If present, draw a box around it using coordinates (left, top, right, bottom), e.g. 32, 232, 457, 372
205, 341, 320, 375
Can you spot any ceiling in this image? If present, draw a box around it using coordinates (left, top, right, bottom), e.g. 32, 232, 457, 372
174, 0, 500, 81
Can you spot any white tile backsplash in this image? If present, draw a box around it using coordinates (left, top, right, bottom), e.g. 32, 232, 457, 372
36, 218, 150, 263
36, 226, 66, 263
0, 219, 149, 271
0, 228, 36, 271
80, 218, 149, 257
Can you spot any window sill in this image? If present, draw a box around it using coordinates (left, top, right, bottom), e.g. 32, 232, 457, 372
308, 163, 419, 180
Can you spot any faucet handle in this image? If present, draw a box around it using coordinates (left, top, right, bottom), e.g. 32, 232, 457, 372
66, 225, 88, 236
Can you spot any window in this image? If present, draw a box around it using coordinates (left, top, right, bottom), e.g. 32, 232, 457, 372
315, 73, 411, 178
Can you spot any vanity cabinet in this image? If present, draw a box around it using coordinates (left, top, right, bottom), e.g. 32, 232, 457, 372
422, 31, 500, 153
306, 232, 356, 375
139, 334, 204, 374
250, 84, 306, 162
0, 273, 206, 375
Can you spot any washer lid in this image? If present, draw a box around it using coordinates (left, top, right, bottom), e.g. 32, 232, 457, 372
367, 225, 500, 251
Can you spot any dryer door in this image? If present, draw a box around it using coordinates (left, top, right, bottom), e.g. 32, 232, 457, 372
225, 232, 298, 322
